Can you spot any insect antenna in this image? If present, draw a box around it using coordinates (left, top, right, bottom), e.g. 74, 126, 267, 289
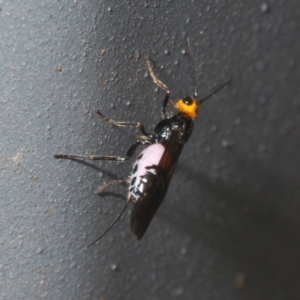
187, 37, 198, 98
198, 77, 232, 104
86, 201, 130, 249
187, 37, 232, 104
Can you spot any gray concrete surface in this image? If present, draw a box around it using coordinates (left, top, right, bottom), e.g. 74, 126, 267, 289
0, 1, 299, 299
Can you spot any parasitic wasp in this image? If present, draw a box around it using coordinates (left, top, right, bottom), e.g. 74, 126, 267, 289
55, 38, 231, 247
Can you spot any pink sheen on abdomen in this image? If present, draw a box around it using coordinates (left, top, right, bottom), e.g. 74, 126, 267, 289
134, 143, 165, 178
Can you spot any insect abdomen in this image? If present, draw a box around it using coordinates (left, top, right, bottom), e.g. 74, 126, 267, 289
128, 143, 165, 201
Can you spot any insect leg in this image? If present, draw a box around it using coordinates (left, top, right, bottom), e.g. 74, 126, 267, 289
199, 77, 232, 104
162, 91, 171, 118
97, 110, 148, 136
96, 178, 129, 195
146, 59, 174, 117
54, 141, 141, 162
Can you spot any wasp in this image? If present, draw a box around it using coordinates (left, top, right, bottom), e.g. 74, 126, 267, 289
55, 39, 231, 247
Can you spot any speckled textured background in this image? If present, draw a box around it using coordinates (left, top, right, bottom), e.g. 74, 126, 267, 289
1, 1, 299, 299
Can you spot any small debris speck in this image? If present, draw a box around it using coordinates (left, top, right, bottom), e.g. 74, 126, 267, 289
235, 272, 246, 288
221, 140, 230, 147
261, 3, 269, 13
180, 248, 187, 255
111, 263, 118, 271
258, 144, 266, 153
235, 118, 241, 125
134, 51, 141, 61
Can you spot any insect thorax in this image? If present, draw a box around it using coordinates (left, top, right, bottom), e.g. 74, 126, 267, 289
154, 112, 194, 144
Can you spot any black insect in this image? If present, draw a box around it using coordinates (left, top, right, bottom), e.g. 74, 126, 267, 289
55, 39, 231, 247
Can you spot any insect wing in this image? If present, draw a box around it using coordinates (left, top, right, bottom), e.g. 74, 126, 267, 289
131, 130, 184, 240
131, 171, 169, 240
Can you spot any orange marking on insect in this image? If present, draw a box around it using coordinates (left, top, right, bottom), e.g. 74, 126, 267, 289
175, 97, 199, 118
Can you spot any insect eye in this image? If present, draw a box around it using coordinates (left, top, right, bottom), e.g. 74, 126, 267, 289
183, 97, 193, 106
